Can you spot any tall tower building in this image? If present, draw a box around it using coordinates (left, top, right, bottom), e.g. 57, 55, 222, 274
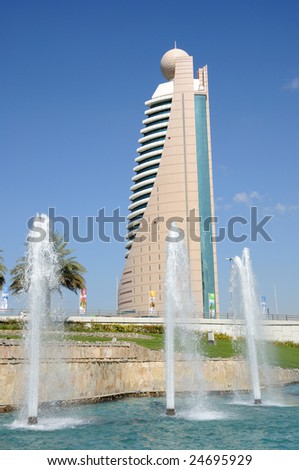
118, 47, 219, 318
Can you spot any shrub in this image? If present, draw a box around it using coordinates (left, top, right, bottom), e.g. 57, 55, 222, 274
0, 319, 23, 330
214, 332, 233, 341
64, 321, 164, 335
273, 340, 299, 348
193, 331, 233, 342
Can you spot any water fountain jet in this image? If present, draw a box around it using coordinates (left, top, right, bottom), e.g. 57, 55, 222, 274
24, 214, 59, 425
164, 238, 177, 416
164, 234, 204, 416
232, 248, 263, 405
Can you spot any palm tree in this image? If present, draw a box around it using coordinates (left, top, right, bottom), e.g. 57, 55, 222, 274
54, 233, 87, 295
10, 233, 86, 297
0, 250, 7, 290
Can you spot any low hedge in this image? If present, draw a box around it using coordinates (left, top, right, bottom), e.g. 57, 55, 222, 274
64, 322, 164, 335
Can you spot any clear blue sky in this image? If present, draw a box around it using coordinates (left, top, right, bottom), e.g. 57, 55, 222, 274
1, 0, 299, 315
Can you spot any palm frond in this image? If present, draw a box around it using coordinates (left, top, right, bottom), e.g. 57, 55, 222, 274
9, 234, 86, 296
0, 249, 7, 289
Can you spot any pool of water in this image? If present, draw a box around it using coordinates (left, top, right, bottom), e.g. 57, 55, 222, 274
0, 384, 298, 450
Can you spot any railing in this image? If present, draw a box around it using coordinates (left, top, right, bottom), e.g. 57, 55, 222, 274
0, 309, 24, 317
219, 312, 299, 322
1, 308, 299, 322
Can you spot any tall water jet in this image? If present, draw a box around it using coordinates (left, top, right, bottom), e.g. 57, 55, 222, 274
25, 214, 60, 424
164, 239, 177, 416
164, 234, 201, 416
232, 248, 262, 404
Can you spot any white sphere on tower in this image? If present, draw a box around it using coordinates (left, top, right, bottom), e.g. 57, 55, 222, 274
160, 47, 190, 80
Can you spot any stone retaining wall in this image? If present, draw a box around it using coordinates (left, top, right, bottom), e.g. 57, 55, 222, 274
0, 342, 298, 411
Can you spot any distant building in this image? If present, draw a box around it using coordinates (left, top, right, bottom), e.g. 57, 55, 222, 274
118, 47, 219, 318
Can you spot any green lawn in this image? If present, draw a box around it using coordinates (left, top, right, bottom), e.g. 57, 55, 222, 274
202, 339, 299, 368
200, 337, 241, 358
1, 327, 299, 369
0, 333, 21, 340
124, 334, 163, 350
66, 334, 299, 369
267, 343, 299, 369
67, 333, 164, 350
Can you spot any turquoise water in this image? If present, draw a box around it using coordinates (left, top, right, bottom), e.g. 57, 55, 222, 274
0, 384, 298, 450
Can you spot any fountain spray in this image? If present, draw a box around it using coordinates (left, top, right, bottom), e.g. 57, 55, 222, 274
232, 248, 262, 404
25, 214, 59, 424
164, 233, 201, 416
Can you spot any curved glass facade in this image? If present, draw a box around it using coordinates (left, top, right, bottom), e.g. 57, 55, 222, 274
195, 94, 216, 316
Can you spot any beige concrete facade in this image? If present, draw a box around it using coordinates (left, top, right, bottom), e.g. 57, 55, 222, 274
118, 50, 219, 317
